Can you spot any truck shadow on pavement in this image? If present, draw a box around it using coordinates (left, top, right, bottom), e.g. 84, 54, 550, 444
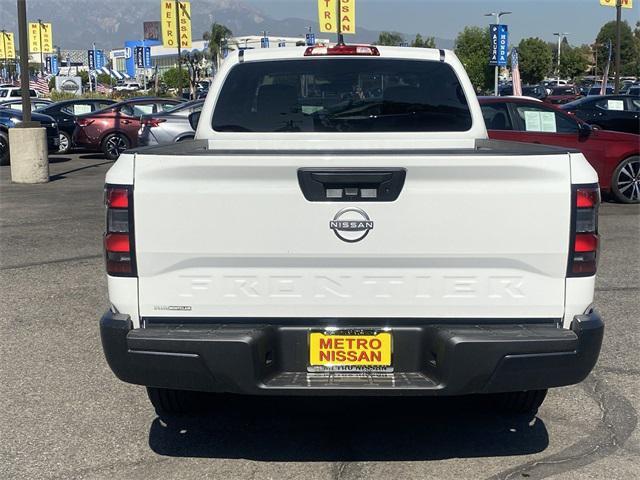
148, 395, 548, 461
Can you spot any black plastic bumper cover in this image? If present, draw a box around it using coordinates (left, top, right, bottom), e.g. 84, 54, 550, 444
100, 311, 604, 396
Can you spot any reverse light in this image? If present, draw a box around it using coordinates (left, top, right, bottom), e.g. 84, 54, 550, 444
104, 184, 136, 276
568, 185, 600, 276
304, 45, 380, 56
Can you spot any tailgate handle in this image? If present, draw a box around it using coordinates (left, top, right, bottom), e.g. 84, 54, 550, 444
298, 168, 406, 202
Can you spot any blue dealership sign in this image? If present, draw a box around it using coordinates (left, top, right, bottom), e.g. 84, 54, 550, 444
489, 24, 509, 66
51, 56, 58, 75
87, 49, 95, 70
95, 50, 105, 70
89, 49, 106, 70
305, 33, 315, 46
135, 46, 152, 68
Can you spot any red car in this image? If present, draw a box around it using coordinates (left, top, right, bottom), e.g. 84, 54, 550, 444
73, 97, 183, 160
479, 97, 640, 203
544, 85, 581, 105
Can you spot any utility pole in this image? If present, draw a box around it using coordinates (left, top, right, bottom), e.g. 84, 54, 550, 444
614, 0, 622, 93
18, 2, 33, 122
336, 2, 344, 45
553, 32, 569, 84
175, 0, 182, 98
13, 0, 49, 184
485, 11, 511, 96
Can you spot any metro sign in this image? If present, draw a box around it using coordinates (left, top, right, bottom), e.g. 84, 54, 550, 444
599, 0, 633, 8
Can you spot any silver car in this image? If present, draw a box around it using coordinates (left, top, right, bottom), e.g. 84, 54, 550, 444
138, 99, 203, 147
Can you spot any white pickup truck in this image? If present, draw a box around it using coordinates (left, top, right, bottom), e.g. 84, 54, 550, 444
100, 45, 603, 415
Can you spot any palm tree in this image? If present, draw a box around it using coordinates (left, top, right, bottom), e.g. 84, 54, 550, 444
203, 23, 234, 72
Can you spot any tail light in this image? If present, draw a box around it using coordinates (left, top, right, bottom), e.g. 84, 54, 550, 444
568, 184, 600, 276
304, 45, 380, 56
104, 184, 136, 276
77, 118, 94, 127
142, 117, 166, 128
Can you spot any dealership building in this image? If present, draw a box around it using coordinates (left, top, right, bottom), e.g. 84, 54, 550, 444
109, 35, 329, 79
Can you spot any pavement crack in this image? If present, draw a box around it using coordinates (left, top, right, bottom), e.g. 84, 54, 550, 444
0, 254, 102, 271
484, 374, 637, 480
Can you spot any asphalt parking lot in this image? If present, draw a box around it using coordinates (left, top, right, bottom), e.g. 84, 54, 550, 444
1, 153, 639, 480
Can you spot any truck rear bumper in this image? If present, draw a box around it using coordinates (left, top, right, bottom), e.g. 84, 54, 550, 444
100, 311, 603, 396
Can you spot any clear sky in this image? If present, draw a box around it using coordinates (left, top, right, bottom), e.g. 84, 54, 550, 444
246, 0, 638, 46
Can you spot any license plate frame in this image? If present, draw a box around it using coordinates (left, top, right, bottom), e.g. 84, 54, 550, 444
307, 328, 393, 373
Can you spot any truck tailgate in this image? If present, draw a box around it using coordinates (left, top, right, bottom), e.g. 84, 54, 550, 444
133, 151, 571, 319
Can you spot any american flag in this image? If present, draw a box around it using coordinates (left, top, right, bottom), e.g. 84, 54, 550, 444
96, 82, 110, 94
511, 48, 522, 97
29, 74, 50, 96
600, 40, 612, 96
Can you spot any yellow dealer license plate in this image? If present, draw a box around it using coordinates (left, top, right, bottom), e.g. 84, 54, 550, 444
308, 330, 393, 373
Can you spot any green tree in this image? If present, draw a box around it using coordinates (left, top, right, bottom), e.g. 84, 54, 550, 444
454, 26, 492, 91
517, 37, 553, 84
375, 31, 404, 46
203, 22, 233, 71
411, 34, 436, 48
558, 45, 589, 80
595, 20, 639, 76
163, 67, 189, 89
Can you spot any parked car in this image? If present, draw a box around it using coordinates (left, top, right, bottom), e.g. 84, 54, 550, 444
480, 96, 640, 203
544, 85, 581, 105
72, 97, 183, 160
0, 98, 52, 111
561, 95, 640, 135
35, 98, 117, 153
0, 108, 59, 165
113, 82, 142, 93
499, 85, 547, 100
138, 99, 203, 147
627, 86, 640, 96
0, 87, 39, 99
102, 45, 604, 416
587, 86, 614, 96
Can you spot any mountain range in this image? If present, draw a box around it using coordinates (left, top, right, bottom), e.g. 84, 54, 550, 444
0, 0, 454, 50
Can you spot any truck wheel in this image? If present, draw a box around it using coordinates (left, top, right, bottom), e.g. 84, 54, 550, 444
102, 133, 130, 160
611, 156, 640, 204
0, 131, 9, 166
491, 389, 548, 414
146, 387, 207, 415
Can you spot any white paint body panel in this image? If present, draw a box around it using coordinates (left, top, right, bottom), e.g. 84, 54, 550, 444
133, 152, 572, 319
103, 48, 598, 326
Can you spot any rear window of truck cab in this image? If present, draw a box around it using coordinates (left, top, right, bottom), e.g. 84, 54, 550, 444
212, 58, 473, 133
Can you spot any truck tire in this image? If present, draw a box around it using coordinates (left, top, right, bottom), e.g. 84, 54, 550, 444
611, 156, 640, 204
491, 389, 548, 414
146, 387, 207, 415
0, 131, 9, 166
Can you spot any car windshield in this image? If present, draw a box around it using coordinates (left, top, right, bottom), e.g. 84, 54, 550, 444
212, 59, 473, 133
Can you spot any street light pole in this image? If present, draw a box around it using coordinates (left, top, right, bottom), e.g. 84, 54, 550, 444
553, 32, 569, 84
614, 0, 622, 93
485, 11, 511, 96
37, 18, 44, 75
